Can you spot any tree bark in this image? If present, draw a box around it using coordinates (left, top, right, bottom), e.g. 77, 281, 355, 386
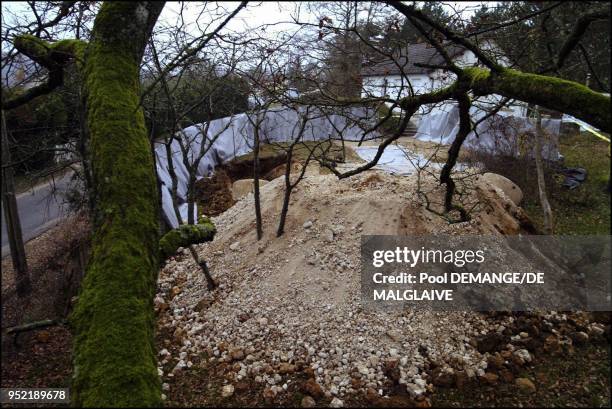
465, 67, 610, 133
533, 106, 554, 234
277, 148, 294, 237
253, 117, 263, 240
439, 93, 471, 217
1, 110, 31, 297
67, 2, 165, 406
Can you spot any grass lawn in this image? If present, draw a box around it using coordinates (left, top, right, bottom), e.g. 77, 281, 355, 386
523, 131, 610, 235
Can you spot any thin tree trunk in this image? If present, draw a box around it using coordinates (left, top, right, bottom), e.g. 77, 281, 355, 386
533, 106, 554, 234
439, 93, 471, 217
253, 120, 263, 240
165, 139, 184, 225
187, 173, 196, 225
1, 110, 31, 297
277, 148, 294, 237
188, 245, 216, 290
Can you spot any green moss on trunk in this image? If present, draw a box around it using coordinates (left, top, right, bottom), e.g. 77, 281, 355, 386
467, 67, 611, 133
68, 2, 165, 407
159, 220, 217, 260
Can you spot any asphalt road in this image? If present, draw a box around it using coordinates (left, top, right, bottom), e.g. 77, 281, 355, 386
1, 173, 73, 257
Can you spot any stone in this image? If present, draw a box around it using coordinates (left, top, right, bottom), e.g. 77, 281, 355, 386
476, 332, 507, 353
330, 397, 344, 408
195, 298, 212, 312
302, 378, 324, 399
513, 349, 531, 363
221, 384, 235, 398
482, 372, 499, 385
324, 229, 335, 242
588, 324, 605, 338
368, 355, 380, 367
515, 378, 536, 394
230, 348, 245, 361
262, 387, 276, 403
301, 395, 316, 408
303, 220, 313, 229
173, 327, 186, 343
235, 381, 249, 392
415, 398, 432, 408
432, 368, 455, 387
570, 331, 589, 345
229, 241, 240, 251
170, 286, 181, 297
510, 354, 525, 367
455, 370, 469, 389
365, 387, 379, 402
279, 363, 296, 374
386, 330, 401, 342
481, 173, 523, 205
406, 382, 425, 397
500, 369, 514, 383
544, 335, 562, 354
487, 353, 505, 369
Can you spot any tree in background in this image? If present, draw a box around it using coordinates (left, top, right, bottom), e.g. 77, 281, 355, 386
470, 1, 610, 92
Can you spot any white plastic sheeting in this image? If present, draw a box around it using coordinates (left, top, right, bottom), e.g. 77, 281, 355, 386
155, 107, 379, 228
414, 103, 562, 160
355, 146, 435, 175
562, 113, 610, 143
354, 145, 467, 176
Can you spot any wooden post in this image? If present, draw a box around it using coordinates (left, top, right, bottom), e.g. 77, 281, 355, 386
1, 110, 31, 297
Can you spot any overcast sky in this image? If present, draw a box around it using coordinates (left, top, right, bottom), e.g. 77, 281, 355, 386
158, 1, 490, 34
2, 1, 492, 37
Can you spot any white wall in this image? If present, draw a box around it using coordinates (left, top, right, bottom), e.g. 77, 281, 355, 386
361, 47, 527, 121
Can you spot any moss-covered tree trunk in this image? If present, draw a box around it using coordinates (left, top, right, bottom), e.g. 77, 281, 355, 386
463, 67, 611, 133
68, 2, 166, 406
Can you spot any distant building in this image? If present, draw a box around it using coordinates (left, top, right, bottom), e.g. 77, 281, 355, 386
1, 52, 44, 89
360, 41, 527, 124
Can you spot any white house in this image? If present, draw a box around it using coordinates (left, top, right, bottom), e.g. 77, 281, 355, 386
360, 41, 527, 125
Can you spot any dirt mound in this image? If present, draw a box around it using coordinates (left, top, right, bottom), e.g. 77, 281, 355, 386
262, 162, 303, 181
194, 169, 235, 216
156, 168, 544, 402
222, 152, 288, 181
195, 153, 295, 215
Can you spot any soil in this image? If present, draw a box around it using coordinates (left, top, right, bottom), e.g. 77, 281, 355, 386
193, 152, 290, 216
1, 214, 89, 404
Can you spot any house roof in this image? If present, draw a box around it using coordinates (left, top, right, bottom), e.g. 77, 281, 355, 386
361, 42, 467, 77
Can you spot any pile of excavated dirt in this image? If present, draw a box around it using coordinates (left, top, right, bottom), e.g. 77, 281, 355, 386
155, 168, 606, 406
194, 169, 235, 216
194, 153, 302, 216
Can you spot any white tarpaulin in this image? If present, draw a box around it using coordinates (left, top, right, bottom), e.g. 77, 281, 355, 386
414, 103, 562, 160
155, 106, 379, 227
354, 145, 467, 176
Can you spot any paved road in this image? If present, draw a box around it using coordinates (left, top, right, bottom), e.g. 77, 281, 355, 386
1, 173, 73, 257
